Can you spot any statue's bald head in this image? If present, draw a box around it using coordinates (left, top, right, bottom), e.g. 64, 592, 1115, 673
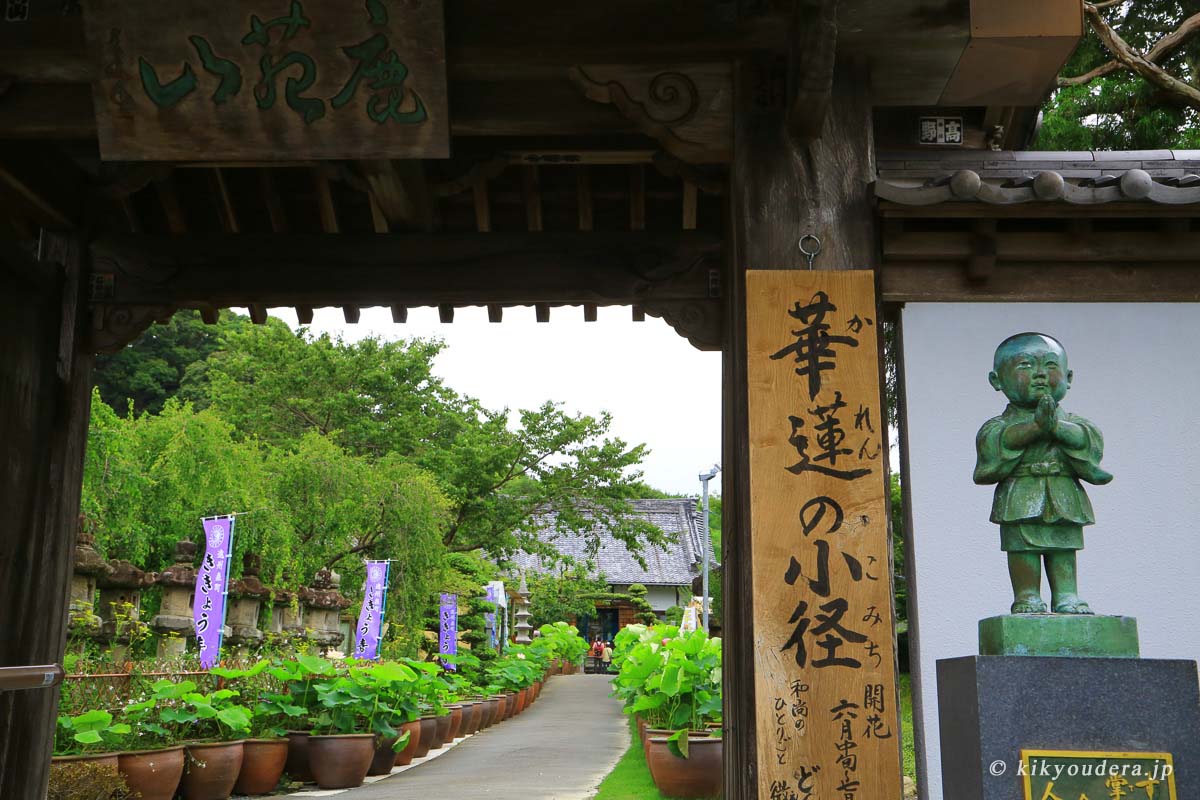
989, 332, 1073, 407
993, 332, 1067, 372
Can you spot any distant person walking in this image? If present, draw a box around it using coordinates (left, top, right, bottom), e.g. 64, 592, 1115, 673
590, 636, 604, 658
601, 641, 613, 673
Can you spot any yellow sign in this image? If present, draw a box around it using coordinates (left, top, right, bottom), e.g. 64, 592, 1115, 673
747, 270, 901, 800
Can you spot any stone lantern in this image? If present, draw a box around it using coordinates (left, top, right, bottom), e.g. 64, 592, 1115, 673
67, 523, 111, 639
301, 568, 350, 652
152, 540, 199, 658
97, 559, 152, 661
514, 574, 533, 645
227, 552, 269, 650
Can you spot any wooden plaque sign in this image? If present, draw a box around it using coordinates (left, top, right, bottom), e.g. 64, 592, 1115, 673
84, 0, 449, 161
746, 270, 902, 800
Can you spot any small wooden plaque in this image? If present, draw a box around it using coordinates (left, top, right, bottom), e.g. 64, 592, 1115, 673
84, 0, 449, 161
746, 270, 903, 800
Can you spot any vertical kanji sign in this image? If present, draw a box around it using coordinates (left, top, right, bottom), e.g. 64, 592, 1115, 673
195, 515, 235, 670
353, 560, 389, 660
747, 270, 902, 800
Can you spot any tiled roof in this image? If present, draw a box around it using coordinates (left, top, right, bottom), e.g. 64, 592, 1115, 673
875, 150, 1200, 206
509, 498, 719, 586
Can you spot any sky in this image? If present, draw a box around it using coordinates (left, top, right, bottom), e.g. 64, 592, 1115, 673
267, 304, 723, 496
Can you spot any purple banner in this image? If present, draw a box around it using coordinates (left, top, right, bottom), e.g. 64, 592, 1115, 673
484, 584, 498, 650
195, 516, 235, 670
353, 561, 389, 660
439, 593, 458, 670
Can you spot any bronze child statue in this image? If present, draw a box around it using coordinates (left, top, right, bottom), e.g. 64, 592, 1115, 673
974, 332, 1112, 615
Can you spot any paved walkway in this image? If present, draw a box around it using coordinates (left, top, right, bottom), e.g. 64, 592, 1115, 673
294, 674, 628, 800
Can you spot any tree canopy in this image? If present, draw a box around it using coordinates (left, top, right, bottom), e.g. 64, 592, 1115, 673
1039, 1, 1200, 149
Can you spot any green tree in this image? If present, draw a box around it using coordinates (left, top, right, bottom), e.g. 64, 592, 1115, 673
93, 310, 250, 416
526, 564, 608, 628
1039, 2, 1200, 150
193, 324, 665, 562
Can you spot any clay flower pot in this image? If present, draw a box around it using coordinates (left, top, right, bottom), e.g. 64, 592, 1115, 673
118, 746, 185, 800
503, 693, 517, 719
646, 735, 723, 800
483, 698, 500, 727
307, 733, 374, 789
446, 704, 463, 740
515, 688, 528, 714
233, 739, 289, 795
393, 720, 422, 766
490, 694, 508, 723
284, 731, 313, 783
368, 735, 398, 776
51, 752, 120, 786
432, 713, 451, 749
643, 729, 674, 765
462, 701, 480, 734
412, 717, 437, 759
180, 740, 244, 800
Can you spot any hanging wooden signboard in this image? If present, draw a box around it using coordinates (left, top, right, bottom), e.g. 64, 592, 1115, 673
746, 270, 902, 800
84, 0, 449, 161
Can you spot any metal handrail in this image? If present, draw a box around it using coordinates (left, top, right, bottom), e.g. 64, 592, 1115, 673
0, 664, 65, 691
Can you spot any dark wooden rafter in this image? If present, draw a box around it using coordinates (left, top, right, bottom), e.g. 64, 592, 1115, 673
87, 230, 723, 350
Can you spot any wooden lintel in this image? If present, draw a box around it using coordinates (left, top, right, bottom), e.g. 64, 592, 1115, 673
884, 231, 1200, 263
881, 262, 1200, 303
89, 231, 721, 310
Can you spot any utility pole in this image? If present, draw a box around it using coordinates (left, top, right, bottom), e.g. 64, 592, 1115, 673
698, 464, 721, 633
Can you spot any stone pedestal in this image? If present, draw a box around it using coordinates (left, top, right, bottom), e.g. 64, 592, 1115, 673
937, 656, 1200, 800
227, 553, 269, 649
67, 527, 110, 639
979, 614, 1140, 658
301, 568, 350, 652
96, 560, 152, 659
152, 540, 199, 658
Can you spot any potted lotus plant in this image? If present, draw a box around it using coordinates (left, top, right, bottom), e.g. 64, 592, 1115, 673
117, 678, 194, 800
304, 659, 382, 789
165, 688, 252, 800
352, 660, 419, 775
271, 653, 336, 783
211, 659, 306, 795
53, 708, 131, 777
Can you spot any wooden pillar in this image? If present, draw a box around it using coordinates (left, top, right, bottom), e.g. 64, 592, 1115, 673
723, 54, 883, 800
0, 233, 94, 798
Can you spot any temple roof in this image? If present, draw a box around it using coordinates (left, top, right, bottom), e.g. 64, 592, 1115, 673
510, 498, 718, 587
876, 150, 1200, 206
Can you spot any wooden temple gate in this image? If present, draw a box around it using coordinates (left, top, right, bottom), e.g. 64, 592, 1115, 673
3, 1, 1200, 798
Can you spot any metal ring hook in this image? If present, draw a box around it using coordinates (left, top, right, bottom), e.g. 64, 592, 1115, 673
798, 234, 821, 270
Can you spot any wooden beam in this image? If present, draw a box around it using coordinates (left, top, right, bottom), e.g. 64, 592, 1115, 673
576, 167, 594, 232
390, 305, 407, 323
211, 169, 239, 234
786, 0, 838, 142
523, 166, 543, 232
438, 304, 455, 323
583, 303, 598, 322
259, 171, 288, 233
358, 160, 436, 233
473, 177, 492, 233
247, 304, 267, 324
296, 306, 314, 325
199, 306, 219, 325
535, 303, 551, 322
314, 170, 340, 234
154, 178, 187, 234
90, 231, 721, 309
883, 231, 1200, 262
881, 262, 1200, 303
487, 303, 503, 322
682, 181, 699, 230
343, 306, 361, 324
629, 165, 646, 231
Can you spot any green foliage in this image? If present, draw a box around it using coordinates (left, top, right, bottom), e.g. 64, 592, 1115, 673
54, 710, 131, 756
890, 473, 907, 627
1038, 2, 1200, 150
527, 565, 608, 628
610, 624, 722, 755
536, 621, 589, 664
191, 323, 664, 562
209, 660, 305, 739
94, 310, 250, 417
626, 584, 658, 625
162, 689, 253, 742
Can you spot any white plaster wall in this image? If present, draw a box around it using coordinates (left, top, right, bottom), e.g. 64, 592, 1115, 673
900, 304, 1200, 800
610, 583, 682, 612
